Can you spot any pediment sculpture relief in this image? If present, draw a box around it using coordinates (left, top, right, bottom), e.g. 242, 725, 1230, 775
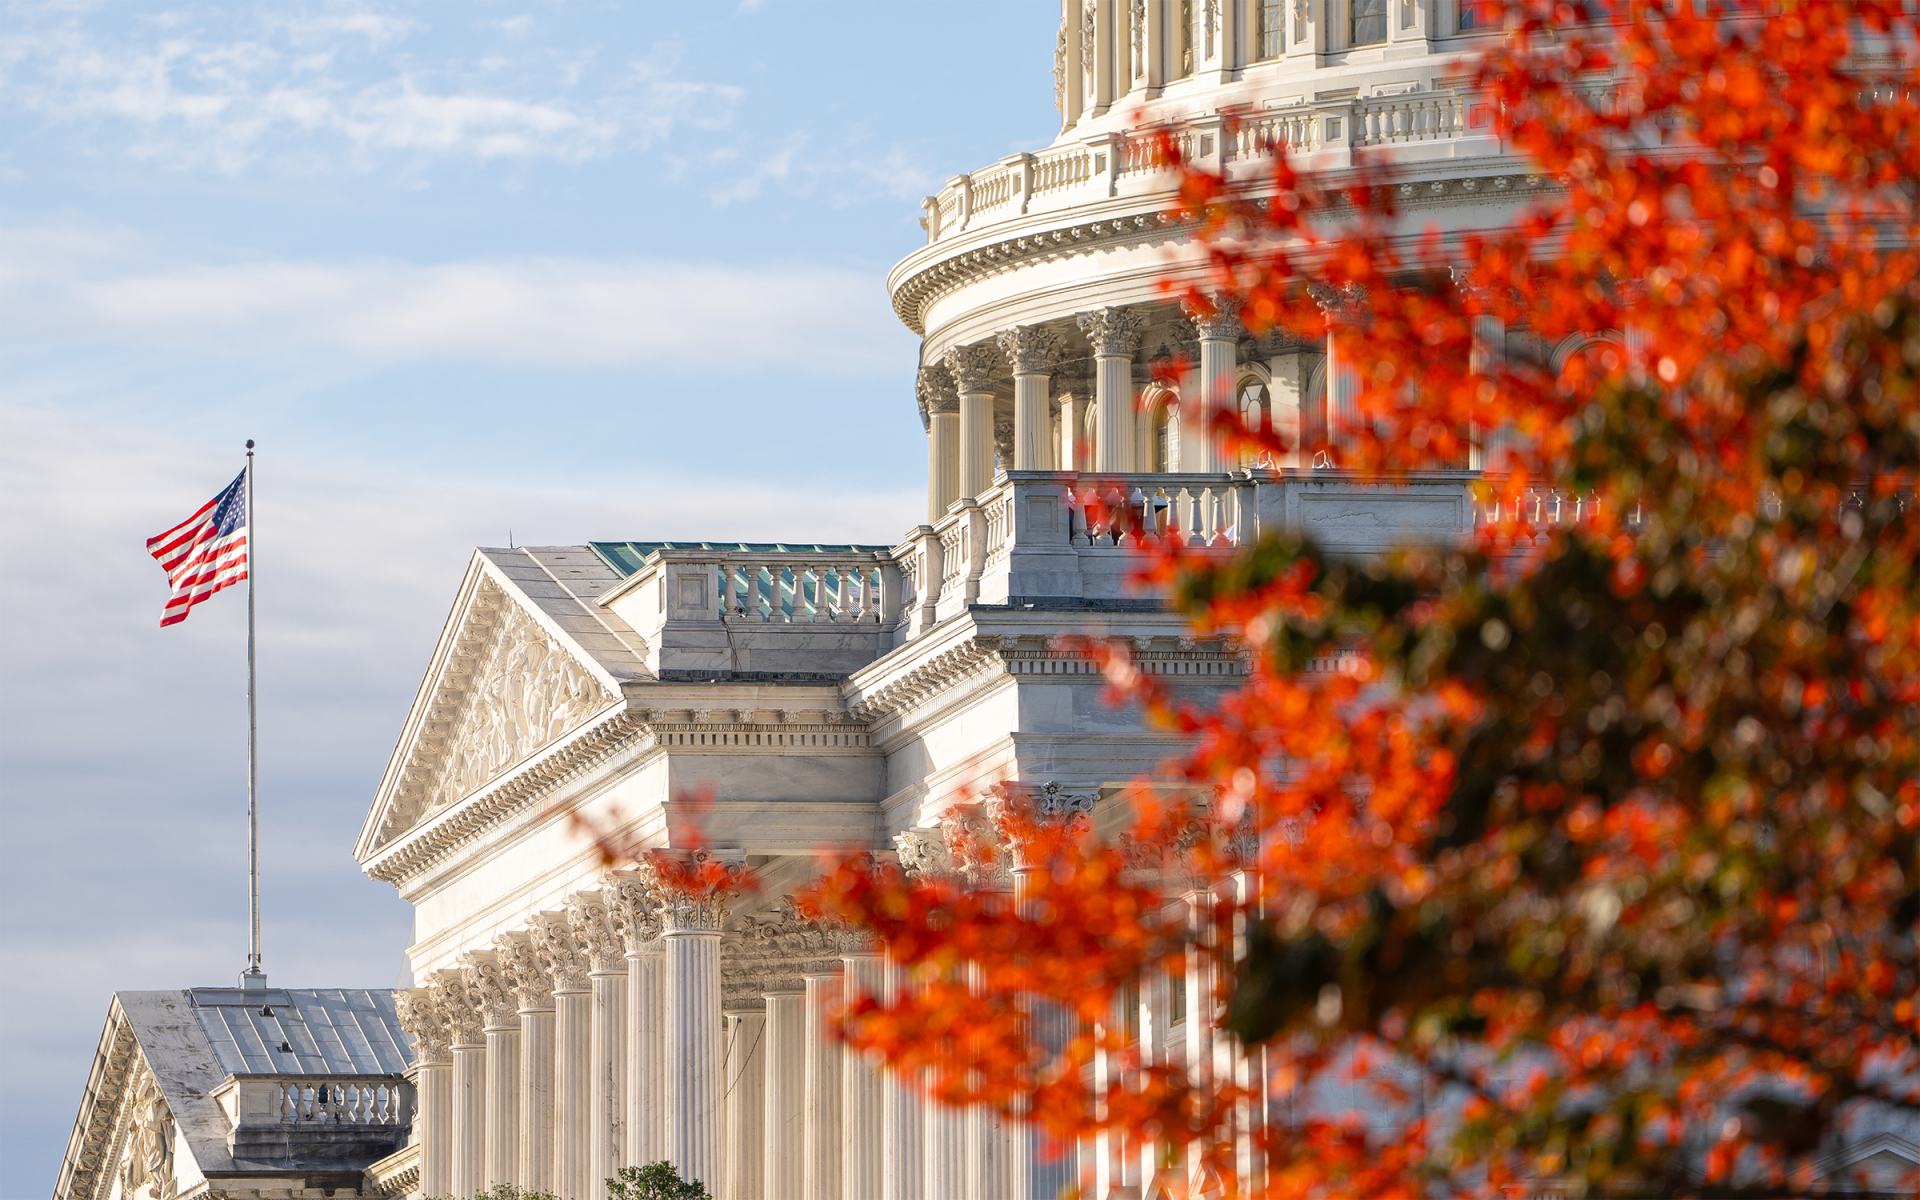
119, 1075, 175, 1200
376, 581, 613, 847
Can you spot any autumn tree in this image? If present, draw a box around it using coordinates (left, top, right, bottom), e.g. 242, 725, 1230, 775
799, 2, 1920, 1196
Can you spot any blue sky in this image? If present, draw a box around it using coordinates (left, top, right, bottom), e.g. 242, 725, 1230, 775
0, 1, 1058, 1187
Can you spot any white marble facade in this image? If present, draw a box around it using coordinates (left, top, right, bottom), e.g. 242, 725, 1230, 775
347, 3, 1561, 1197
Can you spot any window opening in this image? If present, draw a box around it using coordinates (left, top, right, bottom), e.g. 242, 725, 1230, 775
1293, 0, 1310, 45
1257, 0, 1283, 58
1180, 0, 1195, 76
1352, 0, 1387, 44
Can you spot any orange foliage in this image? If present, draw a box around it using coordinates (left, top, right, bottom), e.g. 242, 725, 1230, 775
802, 2, 1920, 1197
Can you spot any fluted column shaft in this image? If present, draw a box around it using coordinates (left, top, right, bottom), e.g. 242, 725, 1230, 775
1013, 866, 1075, 1200
998, 326, 1058, 472
452, 1037, 487, 1198
922, 1082, 967, 1200
486, 1020, 522, 1187
556, 987, 594, 1199
1190, 313, 1241, 475
521, 1006, 557, 1192
1079, 308, 1140, 472
1266, 344, 1315, 470
666, 925, 725, 1193
725, 1011, 768, 1200
628, 946, 665, 1166
764, 990, 807, 1187
417, 1061, 453, 1199
1323, 304, 1363, 459
921, 365, 961, 522
591, 967, 629, 1192
881, 958, 923, 1200
803, 971, 844, 1200
945, 343, 999, 501
841, 955, 886, 1200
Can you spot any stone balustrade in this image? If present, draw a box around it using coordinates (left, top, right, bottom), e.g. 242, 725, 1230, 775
211, 1076, 413, 1130
918, 88, 1507, 246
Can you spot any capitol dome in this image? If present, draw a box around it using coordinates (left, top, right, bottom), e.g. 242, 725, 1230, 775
891, 0, 1541, 528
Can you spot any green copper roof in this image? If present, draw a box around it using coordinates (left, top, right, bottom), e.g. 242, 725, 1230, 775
587, 541, 892, 579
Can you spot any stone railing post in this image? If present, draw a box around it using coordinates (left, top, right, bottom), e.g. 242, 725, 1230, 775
395, 987, 454, 1200
532, 912, 595, 1200
495, 931, 557, 1193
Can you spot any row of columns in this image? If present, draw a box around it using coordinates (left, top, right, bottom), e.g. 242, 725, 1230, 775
919, 301, 1318, 523
394, 857, 1268, 1200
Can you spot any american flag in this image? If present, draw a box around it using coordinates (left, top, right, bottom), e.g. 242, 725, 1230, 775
147, 470, 249, 627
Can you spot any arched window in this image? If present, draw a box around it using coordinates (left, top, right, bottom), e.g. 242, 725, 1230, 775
1148, 387, 1182, 471
1235, 376, 1276, 467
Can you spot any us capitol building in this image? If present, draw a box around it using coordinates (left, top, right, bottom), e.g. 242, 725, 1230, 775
60, 3, 1918, 1199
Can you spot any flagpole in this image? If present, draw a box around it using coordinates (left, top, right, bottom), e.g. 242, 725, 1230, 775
245, 438, 261, 986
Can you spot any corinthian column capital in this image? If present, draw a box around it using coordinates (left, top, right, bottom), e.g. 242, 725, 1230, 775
427, 970, 485, 1046
608, 873, 664, 954
1077, 306, 1141, 356
460, 952, 520, 1030
566, 891, 628, 974
639, 852, 748, 935
917, 363, 959, 417
942, 343, 999, 394
995, 325, 1059, 375
1185, 295, 1245, 341
493, 931, 555, 1012
396, 987, 453, 1066
529, 911, 592, 992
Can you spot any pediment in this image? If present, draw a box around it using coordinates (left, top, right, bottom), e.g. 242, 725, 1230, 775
359, 555, 632, 856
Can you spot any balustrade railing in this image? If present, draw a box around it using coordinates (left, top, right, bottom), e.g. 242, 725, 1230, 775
921, 86, 1512, 245
1066, 478, 1246, 548
718, 559, 885, 624
272, 1079, 411, 1126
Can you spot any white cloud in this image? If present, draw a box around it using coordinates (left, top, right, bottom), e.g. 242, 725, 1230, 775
712, 130, 939, 209
0, 225, 906, 374
0, 9, 741, 171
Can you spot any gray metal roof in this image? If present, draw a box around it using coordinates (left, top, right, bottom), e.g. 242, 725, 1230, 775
478, 545, 652, 683
188, 987, 411, 1076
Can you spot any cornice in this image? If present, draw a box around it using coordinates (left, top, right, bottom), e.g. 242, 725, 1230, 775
361, 707, 648, 886
889, 170, 1558, 336
57, 1001, 140, 1200
845, 632, 1245, 726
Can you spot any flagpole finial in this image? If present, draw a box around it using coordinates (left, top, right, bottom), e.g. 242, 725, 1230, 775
246, 439, 255, 452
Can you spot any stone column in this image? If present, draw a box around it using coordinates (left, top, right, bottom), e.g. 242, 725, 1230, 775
944, 344, 999, 501
763, 988, 807, 1189
1455, 269, 1506, 473
1059, 386, 1089, 474
1186, 300, 1243, 475
919, 365, 961, 522
725, 1009, 768, 1200
1265, 334, 1317, 470
660, 878, 733, 1194
803, 970, 844, 1200
572, 893, 630, 1197
1317, 286, 1365, 461
997, 326, 1058, 471
611, 875, 666, 1169
922, 1087, 967, 1200
1077, 307, 1141, 472
466, 953, 524, 1188
430, 972, 489, 1200
396, 988, 453, 1200
533, 912, 595, 1200
841, 951, 887, 1200
497, 932, 557, 1193
1011, 803, 1087, 1200
881, 959, 923, 1200
1182, 893, 1218, 1199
